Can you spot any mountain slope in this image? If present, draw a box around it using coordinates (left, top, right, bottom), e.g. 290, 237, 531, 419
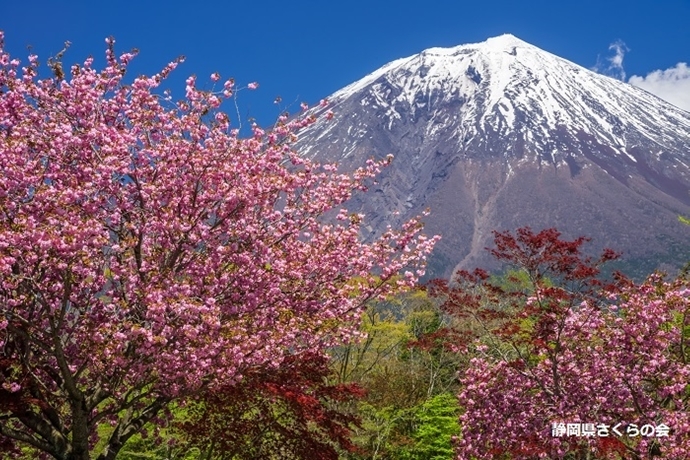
297, 34, 690, 278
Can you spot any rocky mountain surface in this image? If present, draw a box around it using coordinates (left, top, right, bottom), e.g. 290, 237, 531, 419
296, 34, 690, 278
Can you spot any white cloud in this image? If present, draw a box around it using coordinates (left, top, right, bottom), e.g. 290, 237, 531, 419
629, 63, 690, 112
593, 40, 629, 81
606, 40, 628, 81
592, 39, 690, 112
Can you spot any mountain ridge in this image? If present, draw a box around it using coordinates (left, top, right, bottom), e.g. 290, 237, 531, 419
296, 35, 690, 278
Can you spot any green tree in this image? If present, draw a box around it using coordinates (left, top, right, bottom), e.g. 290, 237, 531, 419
331, 290, 462, 459
394, 393, 460, 460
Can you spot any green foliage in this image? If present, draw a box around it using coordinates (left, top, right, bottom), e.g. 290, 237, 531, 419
108, 415, 196, 460
395, 393, 460, 460
348, 393, 459, 460
353, 403, 416, 459
489, 268, 535, 293
332, 290, 463, 459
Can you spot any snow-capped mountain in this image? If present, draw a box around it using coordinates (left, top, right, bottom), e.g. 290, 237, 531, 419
297, 34, 690, 278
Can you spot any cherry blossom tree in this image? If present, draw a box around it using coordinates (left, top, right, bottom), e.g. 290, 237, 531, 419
0, 34, 437, 459
446, 228, 690, 459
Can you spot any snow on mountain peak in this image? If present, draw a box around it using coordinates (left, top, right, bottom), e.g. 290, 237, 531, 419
482, 33, 530, 50
295, 35, 690, 279
303, 34, 690, 164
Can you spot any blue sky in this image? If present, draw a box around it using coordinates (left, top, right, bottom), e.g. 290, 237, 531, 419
3, 0, 689, 126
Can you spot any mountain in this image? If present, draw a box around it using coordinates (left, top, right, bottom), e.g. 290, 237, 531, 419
296, 34, 690, 278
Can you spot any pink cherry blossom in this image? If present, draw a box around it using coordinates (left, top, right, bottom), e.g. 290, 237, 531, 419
456, 277, 690, 460
0, 37, 438, 459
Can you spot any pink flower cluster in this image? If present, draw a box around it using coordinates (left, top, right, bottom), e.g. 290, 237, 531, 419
0, 34, 438, 457
456, 277, 690, 459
